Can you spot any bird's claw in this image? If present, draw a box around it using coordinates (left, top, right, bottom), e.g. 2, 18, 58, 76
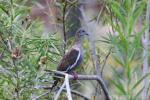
71, 72, 78, 80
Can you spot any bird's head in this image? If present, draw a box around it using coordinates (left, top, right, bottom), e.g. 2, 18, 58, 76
76, 29, 89, 38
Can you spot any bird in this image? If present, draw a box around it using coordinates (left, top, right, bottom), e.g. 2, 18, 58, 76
51, 28, 88, 91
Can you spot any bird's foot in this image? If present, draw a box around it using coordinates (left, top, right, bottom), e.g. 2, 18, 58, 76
71, 72, 78, 80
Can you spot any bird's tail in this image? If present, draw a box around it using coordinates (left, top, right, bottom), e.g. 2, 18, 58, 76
50, 76, 60, 92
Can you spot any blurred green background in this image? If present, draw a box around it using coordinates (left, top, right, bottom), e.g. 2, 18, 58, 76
0, 0, 149, 100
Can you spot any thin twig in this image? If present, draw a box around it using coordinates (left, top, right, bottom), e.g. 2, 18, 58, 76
62, 0, 67, 54
62, 88, 90, 100
93, 83, 101, 100
101, 48, 111, 76
54, 80, 66, 100
65, 74, 72, 100
80, 5, 101, 76
108, 3, 115, 33
96, 1, 105, 24
79, 4, 111, 99
66, 0, 78, 4
142, 0, 150, 99
33, 91, 50, 100
35, 85, 90, 100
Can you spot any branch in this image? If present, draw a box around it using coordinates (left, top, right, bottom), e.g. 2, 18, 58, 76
62, 0, 67, 43
45, 70, 111, 100
101, 48, 112, 76
33, 91, 50, 100
142, 0, 150, 100
54, 74, 73, 100
61, 88, 90, 100
80, 4, 110, 99
34, 85, 90, 100
80, 4, 101, 76
54, 80, 66, 100
65, 74, 72, 100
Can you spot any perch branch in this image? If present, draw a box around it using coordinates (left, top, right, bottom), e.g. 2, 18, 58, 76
45, 70, 111, 100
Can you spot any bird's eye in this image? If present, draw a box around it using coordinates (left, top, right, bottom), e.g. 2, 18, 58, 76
81, 30, 85, 32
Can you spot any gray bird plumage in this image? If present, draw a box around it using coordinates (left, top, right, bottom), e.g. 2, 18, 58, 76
51, 29, 88, 91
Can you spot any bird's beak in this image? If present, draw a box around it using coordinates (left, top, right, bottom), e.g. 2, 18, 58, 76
84, 32, 89, 36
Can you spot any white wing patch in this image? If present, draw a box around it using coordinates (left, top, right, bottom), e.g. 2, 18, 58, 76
65, 48, 80, 72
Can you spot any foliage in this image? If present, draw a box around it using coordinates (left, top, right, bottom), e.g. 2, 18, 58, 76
0, 0, 61, 99
0, 0, 150, 99
101, 0, 150, 99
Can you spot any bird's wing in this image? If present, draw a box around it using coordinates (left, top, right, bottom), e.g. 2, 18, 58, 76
57, 48, 80, 72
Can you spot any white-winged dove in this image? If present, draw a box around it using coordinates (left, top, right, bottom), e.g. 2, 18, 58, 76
51, 28, 88, 91
57, 29, 88, 73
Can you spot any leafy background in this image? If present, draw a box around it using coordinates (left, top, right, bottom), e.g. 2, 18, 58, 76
0, 0, 149, 100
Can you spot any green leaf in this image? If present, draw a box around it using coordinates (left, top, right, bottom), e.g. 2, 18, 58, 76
133, 1, 145, 19
0, 5, 9, 15
50, 43, 60, 54
133, 25, 146, 48
113, 48, 125, 66
111, 66, 123, 79
132, 73, 150, 90
133, 86, 144, 99
111, 79, 126, 94
111, 1, 126, 26
128, 48, 135, 63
